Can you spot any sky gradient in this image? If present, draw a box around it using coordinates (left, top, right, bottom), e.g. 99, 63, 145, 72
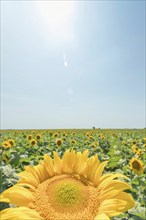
1, 0, 145, 129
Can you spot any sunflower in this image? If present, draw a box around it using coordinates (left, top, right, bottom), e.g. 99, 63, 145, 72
136, 149, 143, 157
70, 139, 76, 144
129, 158, 144, 175
62, 132, 67, 137
55, 138, 62, 147
0, 150, 135, 220
30, 139, 37, 146
36, 134, 41, 140
131, 145, 138, 154
131, 140, 137, 145
99, 133, 105, 140
85, 132, 90, 137
2, 141, 11, 149
8, 139, 15, 147
101, 136, 106, 141
27, 135, 32, 141
53, 133, 58, 138
89, 136, 94, 141
90, 141, 99, 148
90, 142, 96, 148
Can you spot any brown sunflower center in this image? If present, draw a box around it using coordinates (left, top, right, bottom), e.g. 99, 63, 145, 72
34, 174, 100, 220
132, 160, 140, 170
56, 140, 62, 146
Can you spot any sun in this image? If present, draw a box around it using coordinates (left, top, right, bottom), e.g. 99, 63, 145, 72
35, 1, 76, 44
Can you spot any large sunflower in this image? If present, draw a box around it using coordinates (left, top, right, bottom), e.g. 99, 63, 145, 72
0, 150, 135, 220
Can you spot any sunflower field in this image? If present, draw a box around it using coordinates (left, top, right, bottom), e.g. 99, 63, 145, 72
0, 129, 146, 220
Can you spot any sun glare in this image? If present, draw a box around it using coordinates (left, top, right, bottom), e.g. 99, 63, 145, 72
35, 1, 76, 44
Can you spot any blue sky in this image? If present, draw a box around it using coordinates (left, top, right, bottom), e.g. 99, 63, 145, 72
1, 1, 145, 129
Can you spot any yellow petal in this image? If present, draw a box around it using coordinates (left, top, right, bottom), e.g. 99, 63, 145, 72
0, 197, 9, 203
98, 173, 128, 189
99, 195, 135, 217
102, 180, 131, 191
62, 150, 71, 173
94, 213, 110, 220
73, 150, 89, 174
68, 149, 76, 169
34, 164, 48, 182
93, 161, 108, 186
44, 154, 55, 177
24, 166, 40, 182
0, 207, 43, 220
16, 182, 36, 191
99, 189, 120, 201
1, 186, 34, 207
53, 151, 62, 174
99, 199, 125, 216
18, 171, 39, 187
114, 191, 136, 212
82, 155, 99, 179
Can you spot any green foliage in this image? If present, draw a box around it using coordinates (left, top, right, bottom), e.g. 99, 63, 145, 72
0, 128, 145, 219
0, 164, 19, 193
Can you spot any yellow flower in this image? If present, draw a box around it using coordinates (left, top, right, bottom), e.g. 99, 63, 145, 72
136, 149, 143, 157
0, 150, 135, 220
2, 141, 11, 149
85, 132, 90, 137
0, 207, 42, 220
53, 133, 58, 138
27, 135, 32, 141
129, 158, 144, 175
89, 136, 94, 141
62, 132, 67, 137
30, 139, 37, 146
132, 140, 137, 145
55, 138, 62, 146
99, 133, 105, 140
90, 142, 96, 148
90, 141, 99, 148
70, 139, 76, 144
8, 139, 15, 147
36, 134, 41, 140
131, 145, 138, 154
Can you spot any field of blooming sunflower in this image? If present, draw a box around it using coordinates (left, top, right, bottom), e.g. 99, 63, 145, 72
0, 129, 146, 220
